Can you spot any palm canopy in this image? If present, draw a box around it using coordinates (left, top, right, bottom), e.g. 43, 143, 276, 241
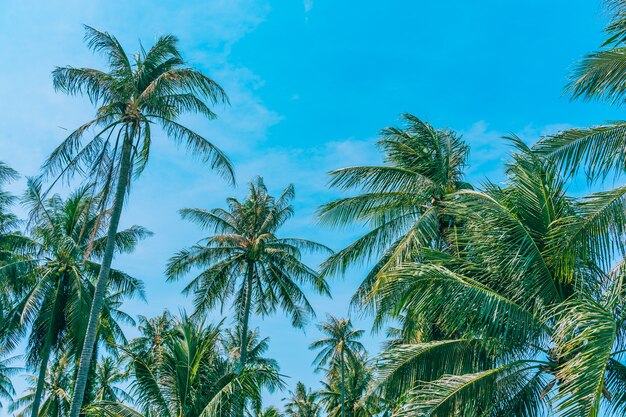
534, 1, 626, 181
284, 382, 322, 417
1, 182, 146, 417
88, 314, 279, 417
45, 25, 233, 198
317, 114, 471, 309
221, 325, 284, 416
370, 140, 626, 417
9, 183, 147, 365
10, 354, 72, 417
319, 356, 378, 417
310, 316, 365, 372
166, 177, 331, 328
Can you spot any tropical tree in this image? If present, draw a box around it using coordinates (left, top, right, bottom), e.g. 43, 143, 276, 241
370, 140, 626, 417
222, 326, 283, 416
0, 161, 25, 378
45, 25, 233, 417
284, 382, 321, 417
166, 177, 330, 417
0, 355, 19, 409
254, 406, 283, 417
92, 357, 132, 403
317, 114, 471, 318
10, 353, 73, 417
310, 316, 364, 417
87, 314, 274, 417
319, 355, 378, 417
128, 311, 174, 368
3, 184, 146, 417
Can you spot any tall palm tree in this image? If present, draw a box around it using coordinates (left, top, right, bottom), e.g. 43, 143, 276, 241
309, 316, 364, 417
46, 26, 233, 417
128, 311, 174, 369
370, 140, 626, 417
318, 114, 471, 318
166, 177, 330, 417
2, 183, 146, 417
284, 382, 321, 417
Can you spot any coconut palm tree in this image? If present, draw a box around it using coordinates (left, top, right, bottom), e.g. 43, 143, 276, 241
370, 140, 626, 417
318, 114, 471, 315
284, 382, 321, 417
254, 406, 283, 417
128, 311, 174, 369
92, 357, 132, 403
10, 353, 72, 417
2, 183, 146, 417
166, 177, 330, 417
319, 355, 377, 417
46, 26, 233, 417
222, 326, 283, 417
310, 316, 364, 417
0, 355, 19, 409
88, 314, 276, 417
0, 161, 25, 355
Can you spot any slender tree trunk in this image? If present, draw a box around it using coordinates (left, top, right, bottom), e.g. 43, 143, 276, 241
31, 278, 65, 417
340, 347, 345, 417
30, 332, 53, 417
68, 134, 133, 417
232, 261, 254, 417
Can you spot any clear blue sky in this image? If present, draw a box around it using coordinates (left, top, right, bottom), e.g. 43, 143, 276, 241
0, 0, 622, 412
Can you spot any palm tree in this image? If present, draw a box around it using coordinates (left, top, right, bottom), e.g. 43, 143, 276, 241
318, 114, 471, 316
92, 357, 132, 403
284, 382, 321, 417
46, 26, 234, 417
319, 356, 377, 417
0, 355, 19, 409
0, 161, 25, 357
166, 177, 330, 417
10, 354, 73, 417
222, 326, 283, 417
370, 140, 626, 416
88, 314, 275, 417
128, 311, 174, 368
254, 406, 283, 417
2, 183, 146, 417
309, 316, 364, 417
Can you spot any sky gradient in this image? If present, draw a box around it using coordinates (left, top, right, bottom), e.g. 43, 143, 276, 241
0, 0, 623, 411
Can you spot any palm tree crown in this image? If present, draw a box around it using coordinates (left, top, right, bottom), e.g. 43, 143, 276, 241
318, 114, 471, 310
371, 140, 626, 417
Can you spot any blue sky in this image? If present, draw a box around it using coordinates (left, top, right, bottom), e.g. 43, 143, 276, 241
0, 0, 623, 412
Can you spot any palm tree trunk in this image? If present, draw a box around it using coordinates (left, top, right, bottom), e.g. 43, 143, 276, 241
31, 278, 65, 417
233, 261, 254, 417
340, 348, 346, 417
238, 262, 254, 372
30, 334, 52, 417
68, 134, 133, 417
